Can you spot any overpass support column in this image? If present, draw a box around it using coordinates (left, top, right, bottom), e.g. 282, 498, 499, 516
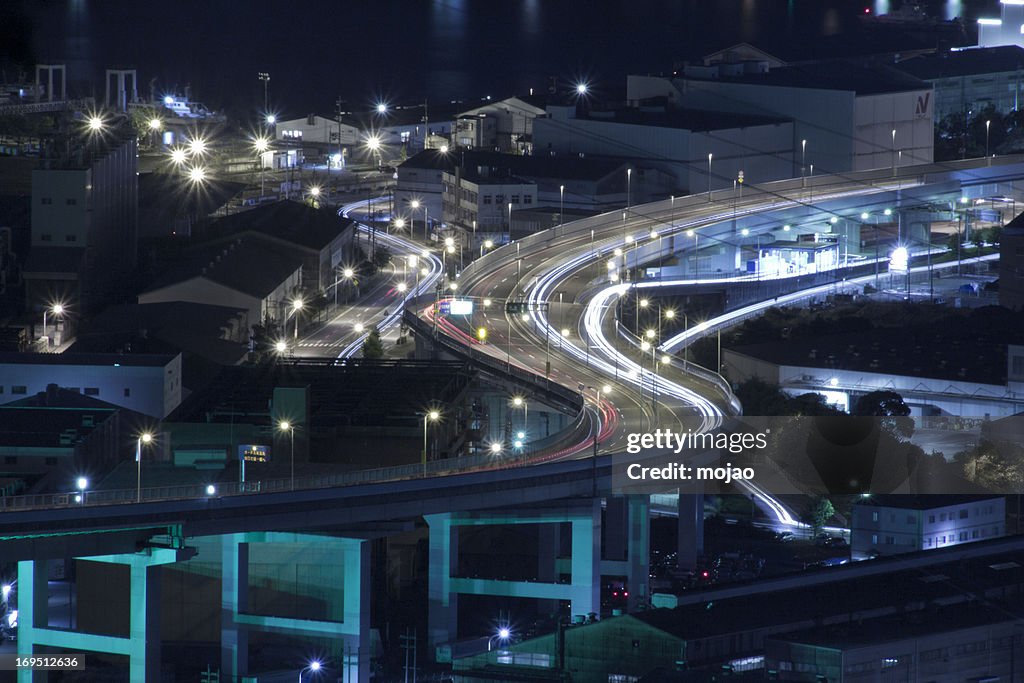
18, 549, 179, 683
425, 513, 458, 649
220, 534, 249, 681
219, 533, 370, 683
626, 496, 650, 611
601, 496, 650, 612
569, 499, 601, 620
677, 491, 704, 571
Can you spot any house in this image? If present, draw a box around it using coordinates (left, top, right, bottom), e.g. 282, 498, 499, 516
455, 95, 548, 154
850, 495, 1006, 560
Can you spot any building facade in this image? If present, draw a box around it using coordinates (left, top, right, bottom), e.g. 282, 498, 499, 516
850, 495, 1006, 560
0, 352, 181, 418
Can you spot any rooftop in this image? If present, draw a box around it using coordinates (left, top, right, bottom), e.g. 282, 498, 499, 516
895, 45, 1024, 80
0, 352, 177, 368
858, 494, 1003, 510
772, 599, 1021, 650
685, 59, 932, 96
573, 106, 789, 132
144, 233, 305, 299
202, 200, 354, 252
729, 305, 1023, 386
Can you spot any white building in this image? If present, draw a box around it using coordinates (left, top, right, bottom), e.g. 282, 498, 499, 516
533, 103, 794, 194
894, 46, 1024, 119
0, 352, 182, 419
455, 96, 548, 154
627, 58, 934, 175
850, 495, 1005, 560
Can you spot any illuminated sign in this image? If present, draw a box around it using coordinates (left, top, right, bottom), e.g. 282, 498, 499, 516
238, 444, 270, 463
449, 299, 474, 315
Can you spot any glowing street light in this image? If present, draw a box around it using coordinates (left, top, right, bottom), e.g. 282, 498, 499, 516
291, 298, 304, 339
170, 147, 187, 166
576, 82, 589, 95
266, 114, 276, 125
423, 409, 441, 474
42, 302, 64, 345
135, 432, 154, 503
354, 322, 365, 333
278, 420, 296, 490
376, 102, 388, 114
187, 136, 207, 156
187, 165, 208, 185
76, 476, 88, 503
490, 442, 502, 454
299, 660, 322, 683
87, 115, 104, 132
274, 340, 288, 354
148, 117, 162, 131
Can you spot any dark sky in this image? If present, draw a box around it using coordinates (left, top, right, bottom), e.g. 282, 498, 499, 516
2, 0, 989, 118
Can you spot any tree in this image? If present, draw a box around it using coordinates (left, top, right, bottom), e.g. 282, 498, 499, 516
361, 325, 384, 359
852, 390, 913, 441
372, 244, 392, 271
806, 497, 835, 537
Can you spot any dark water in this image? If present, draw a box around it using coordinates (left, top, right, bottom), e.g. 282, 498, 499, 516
4, 0, 992, 118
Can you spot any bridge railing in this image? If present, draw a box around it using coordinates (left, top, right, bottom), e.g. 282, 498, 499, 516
0, 409, 596, 511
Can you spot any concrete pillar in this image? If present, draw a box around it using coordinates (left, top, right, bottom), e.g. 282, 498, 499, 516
340, 538, 371, 683
626, 495, 650, 612
677, 491, 704, 571
128, 563, 161, 683
19, 551, 177, 683
16, 560, 49, 683
569, 499, 600, 619
603, 496, 629, 562
219, 533, 370, 683
426, 513, 458, 648
220, 534, 249, 680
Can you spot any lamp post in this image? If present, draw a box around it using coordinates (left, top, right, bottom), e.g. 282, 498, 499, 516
986, 119, 991, 163
626, 168, 632, 213
559, 184, 565, 234
291, 298, 304, 339
253, 135, 269, 197
136, 432, 153, 503
278, 420, 296, 490
513, 395, 528, 433
423, 410, 440, 475
298, 660, 321, 683
507, 202, 513, 243
707, 153, 713, 201
76, 476, 88, 504
801, 138, 807, 182
891, 127, 897, 175
42, 303, 64, 346
410, 199, 422, 242
258, 72, 270, 113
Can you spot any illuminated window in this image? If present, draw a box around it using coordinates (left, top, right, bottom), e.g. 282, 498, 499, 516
872, 512, 879, 522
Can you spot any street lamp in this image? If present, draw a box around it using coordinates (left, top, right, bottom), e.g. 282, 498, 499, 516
707, 153, 713, 201
626, 168, 632, 212
299, 660, 321, 683
136, 432, 154, 503
986, 119, 991, 162
512, 396, 528, 436
76, 476, 88, 504
278, 420, 296, 490
253, 135, 270, 197
488, 626, 512, 651
423, 410, 440, 474
274, 339, 288, 355
42, 302, 64, 346
410, 199, 423, 241
291, 298, 304, 339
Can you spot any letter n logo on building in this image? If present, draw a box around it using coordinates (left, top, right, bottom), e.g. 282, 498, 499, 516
914, 92, 931, 118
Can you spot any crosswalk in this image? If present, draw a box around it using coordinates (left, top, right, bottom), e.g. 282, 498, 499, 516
297, 340, 347, 348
